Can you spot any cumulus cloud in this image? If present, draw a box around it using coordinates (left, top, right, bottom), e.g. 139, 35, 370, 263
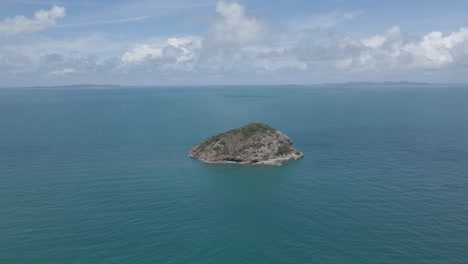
206, 0, 267, 46
355, 26, 468, 71
122, 44, 163, 62
0, 5, 66, 37
122, 37, 201, 63
120, 37, 201, 73
284, 25, 468, 76
196, 0, 270, 72
402, 28, 468, 68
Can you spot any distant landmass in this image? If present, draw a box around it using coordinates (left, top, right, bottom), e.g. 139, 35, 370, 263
189, 123, 303, 166
323, 81, 432, 86
25, 84, 124, 89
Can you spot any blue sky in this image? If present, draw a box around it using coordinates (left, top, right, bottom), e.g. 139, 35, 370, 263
1, 0, 468, 86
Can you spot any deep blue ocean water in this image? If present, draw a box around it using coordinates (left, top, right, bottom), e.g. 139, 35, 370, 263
0, 85, 467, 263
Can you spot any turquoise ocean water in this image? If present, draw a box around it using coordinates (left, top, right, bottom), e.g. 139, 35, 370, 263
1, 85, 467, 263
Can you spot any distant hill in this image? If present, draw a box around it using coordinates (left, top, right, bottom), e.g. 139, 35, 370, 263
323, 81, 432, 86
26, 84, 124, 88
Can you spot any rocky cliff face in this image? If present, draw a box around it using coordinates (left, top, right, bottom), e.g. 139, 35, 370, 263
189, 123, 303, 165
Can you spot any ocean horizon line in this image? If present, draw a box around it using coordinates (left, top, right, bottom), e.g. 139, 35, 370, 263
2, 81, 468, 89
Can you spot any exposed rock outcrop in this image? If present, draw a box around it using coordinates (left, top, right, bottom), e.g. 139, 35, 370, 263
189, 123, 303, 166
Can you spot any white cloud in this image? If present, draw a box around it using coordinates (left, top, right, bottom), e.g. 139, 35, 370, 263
357, 26, 468, 71
402, 28, 468, 68
206, 0, 267, 46
48, 67, 77, 77
195, 1, 270, 72
288, 25, 468, 75
122, 44, 163, 62
120, 37, 201, 72
121, 37, 201, 63
0, 5, 66, 37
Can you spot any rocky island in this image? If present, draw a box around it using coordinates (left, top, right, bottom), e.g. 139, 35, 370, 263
189, 123, 303, 166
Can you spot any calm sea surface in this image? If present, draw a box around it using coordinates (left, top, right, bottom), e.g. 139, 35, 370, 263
1, 85, 467, 263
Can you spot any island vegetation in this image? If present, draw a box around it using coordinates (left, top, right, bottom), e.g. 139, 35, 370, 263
189, 123, 303, 166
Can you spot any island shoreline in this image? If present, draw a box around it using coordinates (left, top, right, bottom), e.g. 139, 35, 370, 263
188, 151, 303, 166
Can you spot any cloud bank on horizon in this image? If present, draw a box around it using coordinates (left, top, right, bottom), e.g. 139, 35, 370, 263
1, 0, 468, 86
